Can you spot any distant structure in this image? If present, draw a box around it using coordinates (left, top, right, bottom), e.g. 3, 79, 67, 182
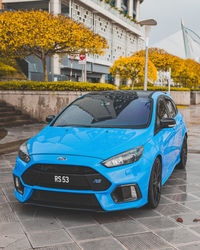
2, 0, 144, 82
153, 21, 200, 63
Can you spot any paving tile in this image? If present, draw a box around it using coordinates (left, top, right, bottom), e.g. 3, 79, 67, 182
0, 222, 24, 235
21, 217, 62, 233
191, 192, 200, 198
0, 173, 13, 184
137, 216, 180, 230
170, 213, 200, 226
56, 212, 97, 228
127, 207, 161, 218
159, 196, 175, 204
155, 203, 192, 216
0, 234, 25, 248
0, 168, 12, 173
0, 203, 12, 214
165, 193, 199, 202
34, 242, 81, 250
156, 228, 200, 245
161, 186, 184, 195
80, 237, 125, 250
104, 220, 147, 236
68, 225, 110, 241
28, 229, 72, 248
175, 185, 200, 193
94, 212, 131, 224
0, 194, 7, 204
118, 232, 171, 249
178, 243, 200, 250
12, 203, 54, 221
165, 179, 186, 186
0, 211, 18, 223
181, 201, 200, 211
190, 226, 200, 235
2, 186, 17, 202
2, 191, 17, 202
3, 235, 31, 250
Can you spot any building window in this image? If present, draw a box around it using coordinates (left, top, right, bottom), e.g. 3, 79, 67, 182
133, 0, 137, 19
121, 0, 128, 14
61, 4, 69, 16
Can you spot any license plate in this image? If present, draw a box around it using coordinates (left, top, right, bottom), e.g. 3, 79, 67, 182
54, 175, 70, 184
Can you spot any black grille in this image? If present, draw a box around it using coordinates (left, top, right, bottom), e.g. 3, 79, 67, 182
22, 164, 111, 191
28, 190, 103, 211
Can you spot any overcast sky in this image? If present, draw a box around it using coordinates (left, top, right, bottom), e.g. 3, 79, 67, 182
140, 0, 200, 46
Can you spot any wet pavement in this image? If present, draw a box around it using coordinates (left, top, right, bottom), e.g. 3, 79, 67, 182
0, 105, 200, 249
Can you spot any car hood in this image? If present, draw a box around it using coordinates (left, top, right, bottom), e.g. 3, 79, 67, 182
28, 126, 152, 160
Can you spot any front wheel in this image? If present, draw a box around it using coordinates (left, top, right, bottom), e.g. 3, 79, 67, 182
148, 157, 162, 209
177, 135, 187, 169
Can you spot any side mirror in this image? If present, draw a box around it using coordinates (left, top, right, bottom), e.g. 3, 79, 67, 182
160, 118, 176, 128
46, 115, 55, 123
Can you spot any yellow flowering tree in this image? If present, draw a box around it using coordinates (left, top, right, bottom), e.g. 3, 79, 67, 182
0, 10, 108, 81
176, 59, 200, 88
110, 56, 157, 86
134, 48, 200, 88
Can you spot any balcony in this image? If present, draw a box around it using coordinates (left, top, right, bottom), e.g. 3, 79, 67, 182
79, 0, 142, 36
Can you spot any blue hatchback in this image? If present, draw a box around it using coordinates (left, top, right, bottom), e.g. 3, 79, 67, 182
13, 90, 187, 211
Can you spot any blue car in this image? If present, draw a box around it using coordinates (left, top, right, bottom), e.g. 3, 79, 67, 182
13, 90, 187, 211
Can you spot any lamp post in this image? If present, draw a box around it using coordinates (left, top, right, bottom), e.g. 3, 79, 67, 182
138, 19, 157, 91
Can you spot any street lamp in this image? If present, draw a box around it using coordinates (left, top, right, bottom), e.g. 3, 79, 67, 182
138, 19, 157, 91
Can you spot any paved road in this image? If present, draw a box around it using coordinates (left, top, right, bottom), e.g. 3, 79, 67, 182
0, 106, 200, 250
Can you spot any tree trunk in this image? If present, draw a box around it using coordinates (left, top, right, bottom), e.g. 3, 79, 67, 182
42, 55, 48, 82
131, 79, 134, 90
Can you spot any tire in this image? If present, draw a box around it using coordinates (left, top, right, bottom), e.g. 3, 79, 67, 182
177, 136, 187, 169
148, 157, 162, 209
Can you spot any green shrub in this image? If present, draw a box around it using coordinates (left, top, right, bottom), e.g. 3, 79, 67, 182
0, 81, 116, 91
191, 88, 200, 91
0, 62, 17, 76
119, 85, 190, 91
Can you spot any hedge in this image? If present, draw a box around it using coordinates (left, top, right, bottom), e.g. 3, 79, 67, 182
0, 81, 117, 91
0, 81, 194, 92
119, 85, 191, 91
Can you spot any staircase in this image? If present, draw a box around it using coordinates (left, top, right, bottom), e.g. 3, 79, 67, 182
0, 101, 38, 128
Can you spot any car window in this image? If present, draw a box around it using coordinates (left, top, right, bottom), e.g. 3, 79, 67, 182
155, 98, 169, 130
158, 99, 168, 119
53, 92, 152, 129
165, 98, 177, 118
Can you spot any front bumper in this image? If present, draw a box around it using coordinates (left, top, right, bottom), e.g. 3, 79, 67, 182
13, 154, 151, 211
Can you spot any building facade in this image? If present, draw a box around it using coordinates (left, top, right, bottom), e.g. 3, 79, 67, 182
2, 0, 144, 82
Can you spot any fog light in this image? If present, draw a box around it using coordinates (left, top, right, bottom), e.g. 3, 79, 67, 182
111, 184, 141, 203
14, 175, 24, 194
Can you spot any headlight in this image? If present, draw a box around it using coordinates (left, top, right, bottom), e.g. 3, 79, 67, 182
102, 146, 144, 168
18, 142, 30, 163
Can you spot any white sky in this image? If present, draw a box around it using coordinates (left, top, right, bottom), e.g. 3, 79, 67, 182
140, 0, 200, 45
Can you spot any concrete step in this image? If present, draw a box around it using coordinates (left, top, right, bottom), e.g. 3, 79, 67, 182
0, 114, 30, 123
0, 106, 15, 112
0, 102, 39, 128
0, 110, 22, 117
0, 119, 36, 128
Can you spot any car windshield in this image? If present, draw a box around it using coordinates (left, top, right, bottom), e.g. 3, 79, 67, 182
53, 92, 152, 129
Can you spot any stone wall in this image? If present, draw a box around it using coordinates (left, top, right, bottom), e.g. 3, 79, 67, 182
0, 90, 192, 122
0, 91, 83, 121
170, 91, 191, 106
191, 91, 200, 105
